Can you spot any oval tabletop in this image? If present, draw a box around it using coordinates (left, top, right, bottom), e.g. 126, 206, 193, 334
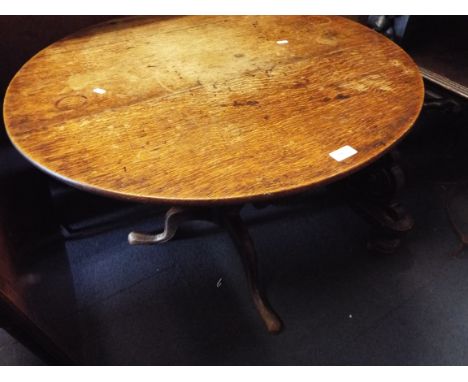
3, 16, 424, 205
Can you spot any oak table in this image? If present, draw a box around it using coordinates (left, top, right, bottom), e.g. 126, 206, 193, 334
3, 16, 424, 333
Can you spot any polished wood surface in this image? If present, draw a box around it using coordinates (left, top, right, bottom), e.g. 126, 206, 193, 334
3, 16, 424, 205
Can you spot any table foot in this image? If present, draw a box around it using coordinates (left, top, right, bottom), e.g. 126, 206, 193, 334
128, 205, 282, 333
222, 209, 283, 333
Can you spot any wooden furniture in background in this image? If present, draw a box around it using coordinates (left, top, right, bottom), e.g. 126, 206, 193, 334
0, 167, 79, 364
0, 16, 121, 364
3, 16, 424, 332
402, 16, 468, 101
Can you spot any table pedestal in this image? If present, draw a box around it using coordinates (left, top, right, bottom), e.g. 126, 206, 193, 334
126, 152, 413, 333
128, 206, 282, 333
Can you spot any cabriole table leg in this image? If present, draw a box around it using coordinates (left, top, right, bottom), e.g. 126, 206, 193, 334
128, 206, 212, 244
128, 207, 185, 244
221, 209, 283, 333
128, 205, 282, 333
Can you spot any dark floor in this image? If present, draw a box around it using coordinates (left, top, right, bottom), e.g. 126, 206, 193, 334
2, 104, 468, 365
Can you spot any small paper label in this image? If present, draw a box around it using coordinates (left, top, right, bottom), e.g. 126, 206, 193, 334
276, 40, 289, 45
329, 145, 357, 162
93, 87, 106, 94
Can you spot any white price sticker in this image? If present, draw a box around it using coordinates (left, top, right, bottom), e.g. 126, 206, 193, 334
329, 145, 358, 162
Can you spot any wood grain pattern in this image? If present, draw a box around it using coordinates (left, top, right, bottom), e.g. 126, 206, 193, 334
3, 16, 424, 205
